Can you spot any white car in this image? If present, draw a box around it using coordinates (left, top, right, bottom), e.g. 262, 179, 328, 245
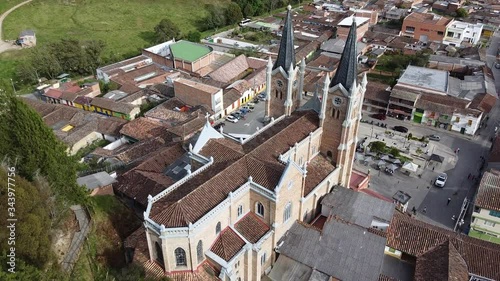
247, 102, 256, 107
435, 173, 448, 187
226, 115, 238, 123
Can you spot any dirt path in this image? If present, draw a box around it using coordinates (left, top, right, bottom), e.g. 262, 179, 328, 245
0, 0, 33, 54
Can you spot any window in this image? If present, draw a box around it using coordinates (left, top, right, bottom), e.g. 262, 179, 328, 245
283, 202, 292, 222
216, 222, 221, 235
332, 108, 336, 118
237, 205, 243, 217
455, 117, 460, 122
437, 31, 444, 35
197, 240, 203, 263
484, 221, 496, 227
468, 120, 472, 126
490, 210, 500, 218
256, 202, 264, 217
174, 248, 187, 266
299, 157, 303, 165
288, 180, 293, 190
312, 145, 316, 154
261, 252, 267, 265
155, 242, 164, 264
405, 26, 415, 33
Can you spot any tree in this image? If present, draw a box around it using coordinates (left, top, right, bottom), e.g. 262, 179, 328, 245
83, 40, 106, 74
456, 8, 468, 18
389, 147, 400, 157
186, 31, 202, 43
0, 93, 87, 204
243, 3, 254, 17
154, 18, 181, 43
369, 141, 386, 153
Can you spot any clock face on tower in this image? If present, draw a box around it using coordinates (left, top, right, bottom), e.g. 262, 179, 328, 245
276, 80, 284, 89
333, 96, 343, 107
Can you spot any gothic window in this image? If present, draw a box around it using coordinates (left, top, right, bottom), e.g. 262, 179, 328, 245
216, 222, 221, 235
283, 202, 292, 222
327, 151, 332, 158
332, 108, 336, 118
256, 202, 264, 217
336, 110, 340, 119
280, 91, 283, 100
197, 240, 203, 263
155, 242, 164, 264
174, 247, 187, 266
275, 90, 279, 98
237, 205, 243, 217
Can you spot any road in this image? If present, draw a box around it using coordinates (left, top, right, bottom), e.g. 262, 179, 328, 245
485, 30, 500, 94
0, 0, 32, 54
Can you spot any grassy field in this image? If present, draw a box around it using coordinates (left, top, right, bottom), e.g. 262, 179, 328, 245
0, 0, 25, 15
0, 0, 229, 83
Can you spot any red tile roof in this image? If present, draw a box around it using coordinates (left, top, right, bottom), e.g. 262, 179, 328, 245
387, 212, 500, 280
474, 170, 500, 211
119, 117, 164, 141
44, 89, 63, 99
150, 111, 320, 228
234, 212, 270, 243
470, 92, 497, 114
364, 81, 391, 102
210, 227, 246, 262
209, 55, 249, 84
304, 154, 335, 196
414, 240, 469, 281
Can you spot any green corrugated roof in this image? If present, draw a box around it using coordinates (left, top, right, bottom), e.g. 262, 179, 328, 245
169, 40, 212, 62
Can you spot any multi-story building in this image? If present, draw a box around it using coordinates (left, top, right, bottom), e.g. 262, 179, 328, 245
400, 12, 453, 43
173, 78, 224, 119
362, 81, 391, 115
337, 16, 370, 41
442, 21, 484, 47
122, 5, 367, 280
471, 170, 500, 244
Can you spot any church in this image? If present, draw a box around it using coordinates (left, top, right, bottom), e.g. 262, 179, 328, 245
127, 5, 367, 280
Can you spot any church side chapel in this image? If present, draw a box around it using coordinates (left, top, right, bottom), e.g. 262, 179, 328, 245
125, 5, 367, 280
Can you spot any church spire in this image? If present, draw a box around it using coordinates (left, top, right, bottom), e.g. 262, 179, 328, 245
273, 5, 296, 74
330, 18, 358, 91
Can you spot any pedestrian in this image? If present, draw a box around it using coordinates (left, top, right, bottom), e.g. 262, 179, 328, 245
422, 207, 427, 213
447, 197, 451, 206
457, 148, 460, 154
468, 173, 471, 179
452, 215, 456, 221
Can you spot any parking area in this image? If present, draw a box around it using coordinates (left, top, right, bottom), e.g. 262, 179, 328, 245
219, 96, 267, 137
355, 116, 491, 230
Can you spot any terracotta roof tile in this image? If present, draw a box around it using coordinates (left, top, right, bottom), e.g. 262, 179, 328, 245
234, 213, 270, 243
246, 57, 267, 69
414, 240, 469, 281
210, 227, 246, 261
304, 154, 335, 196
209, 55, 249, 84
387, 212, 500, 280
44, 89, 63, 99
91, 97, 137, 114
120, 117, 164, 141
150, 111, 320, 228
364, 81, 391, 102
405, 12, 452, 26
474, 170, 500, 211
470, 92, 497, 114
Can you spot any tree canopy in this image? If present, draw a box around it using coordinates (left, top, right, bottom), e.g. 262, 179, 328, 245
225, 2, 244, 25
154, 18, 181, 43
0, 91, 87, 204
186, 31, 202, 43
455, 8, 468, 18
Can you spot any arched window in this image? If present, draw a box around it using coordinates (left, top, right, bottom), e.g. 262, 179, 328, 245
174, 247, 186, 266
336, 110, 341, 119
261, 252, 267, 265
197, 240, 203, 263
237, 205, 243, 217
256, 202, 264, 217
332, 108, 336, 117
155, 242, 164, 264
275, 90, 279, 98
327, 151, 332, 158
216, 222, 222, 235
283, 202, 292, 223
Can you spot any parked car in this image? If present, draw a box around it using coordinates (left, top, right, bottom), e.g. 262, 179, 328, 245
371, 113, 386, 120
393, 126, 409, 133
427, 134, 440, 141
226, 115, 238, 123
247, 102, 256, 107
241, 106, 253, 112
239, 108, 249, 115
231, 112, 242, 119
435, 173, 448, 187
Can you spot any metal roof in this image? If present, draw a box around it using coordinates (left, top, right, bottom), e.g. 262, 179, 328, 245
77, 172, 116, 190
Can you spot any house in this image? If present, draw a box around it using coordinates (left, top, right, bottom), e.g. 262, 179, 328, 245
119, 117, 164, 143
428, 55, 485, 72
471, 170, 500, 244
18, 29, 36, 47
90, 97, 140, 120
22, 98, 127, 155
401, 12, 453, 43
174, 78, 224, 119
385, 7, 408, 20
443, 21, 483, 47
77, 172, 117, 196
97, 55, 153, 83
337, 16, 370, 41
362, 81, 391, 115
121, 8, 368, 280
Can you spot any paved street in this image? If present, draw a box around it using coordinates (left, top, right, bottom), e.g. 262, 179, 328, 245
218, 98, 266, 137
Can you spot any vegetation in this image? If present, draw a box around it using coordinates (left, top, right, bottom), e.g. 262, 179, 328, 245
154, 18, 181, 43
375, 51, 431, 74
225, 2, 244, 25
455, 8, 469, 18
367, 73, 397, 86
0, 88, 88, 204
186, 31, 202, 43
0, 0, 25, 15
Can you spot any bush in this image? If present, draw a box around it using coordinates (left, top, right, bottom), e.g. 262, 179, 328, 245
389, 147, 400, 157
